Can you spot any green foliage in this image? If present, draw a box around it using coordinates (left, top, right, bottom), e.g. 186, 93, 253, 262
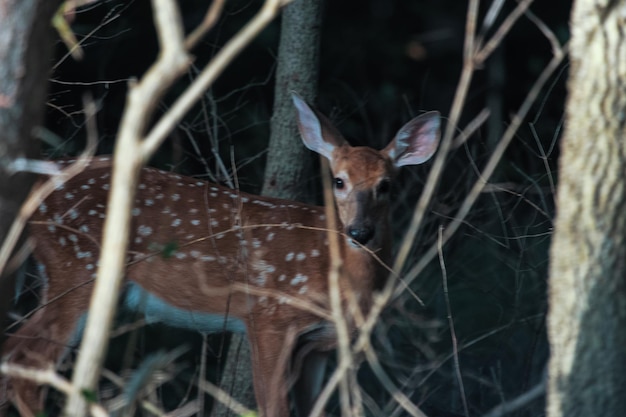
80, 388, 97, 403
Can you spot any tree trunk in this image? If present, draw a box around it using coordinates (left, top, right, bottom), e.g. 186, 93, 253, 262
213, 1, 322, 416
261, 0, 322, 201
0, 0, 62, 352
547, 1, 626, 416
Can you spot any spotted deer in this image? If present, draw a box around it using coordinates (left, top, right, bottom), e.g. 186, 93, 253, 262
0, 94, 440, 417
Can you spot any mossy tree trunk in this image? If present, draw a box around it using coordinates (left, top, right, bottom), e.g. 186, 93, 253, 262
547, 1, 626, 416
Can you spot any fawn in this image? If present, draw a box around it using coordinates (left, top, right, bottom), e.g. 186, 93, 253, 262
0, 94, 440, 416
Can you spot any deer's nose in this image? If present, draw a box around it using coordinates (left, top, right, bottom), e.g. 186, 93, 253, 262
348, 226, 374, 245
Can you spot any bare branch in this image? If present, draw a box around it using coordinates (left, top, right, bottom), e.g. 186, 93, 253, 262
63, 0, 190, 413
0, 363, 108, 417
141, 0, 294, 159
184, 0, 226, 50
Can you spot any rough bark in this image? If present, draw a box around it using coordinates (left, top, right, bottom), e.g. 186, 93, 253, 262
0, 0, 62, 352
261, 0, 322, 201
214, 1, 323, 415
547, 1, 626, 416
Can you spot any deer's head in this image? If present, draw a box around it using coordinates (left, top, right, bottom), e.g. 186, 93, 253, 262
292, 93, 441, 250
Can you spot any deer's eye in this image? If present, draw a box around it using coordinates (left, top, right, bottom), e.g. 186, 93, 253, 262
378, 179, 391, 194
334, 178, 345, 190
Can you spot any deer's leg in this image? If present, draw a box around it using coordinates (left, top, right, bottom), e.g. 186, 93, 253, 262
247, 324, 296, 417
1, 267, 92, 416
293, 348, 329, 417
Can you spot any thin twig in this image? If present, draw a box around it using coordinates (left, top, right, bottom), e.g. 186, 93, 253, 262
197, 374, 254, 416
320, 157, 355, 417
480, 379, 546, 417
363, 346, 427, 417
396, 43, 568, 297
438, 226, 468, 417
184, 0, 226, 50
451, 108, 490, 149
474, 0, 535, 65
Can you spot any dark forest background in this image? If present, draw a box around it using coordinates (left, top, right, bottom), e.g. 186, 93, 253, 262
19, 0, 572, 415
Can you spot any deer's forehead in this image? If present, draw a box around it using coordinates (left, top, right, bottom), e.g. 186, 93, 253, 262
331, 146, 393, 185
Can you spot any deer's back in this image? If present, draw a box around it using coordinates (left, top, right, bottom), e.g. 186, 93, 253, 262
30, 157, 339, 334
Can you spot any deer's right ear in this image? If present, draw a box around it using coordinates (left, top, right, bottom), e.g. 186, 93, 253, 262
292, 93, 345, 161
383, 111, 441, 167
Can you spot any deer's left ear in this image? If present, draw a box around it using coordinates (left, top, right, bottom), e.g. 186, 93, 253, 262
383, 111, 441, 167
292, 92, 347, 161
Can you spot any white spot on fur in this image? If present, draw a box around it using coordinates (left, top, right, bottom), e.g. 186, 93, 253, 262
291, 274, 308, 286
138, 225, 153, 237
